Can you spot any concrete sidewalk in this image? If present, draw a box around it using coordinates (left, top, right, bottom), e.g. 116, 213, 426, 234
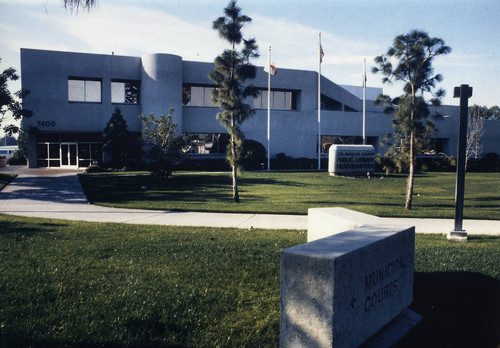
0, 170, 499, 235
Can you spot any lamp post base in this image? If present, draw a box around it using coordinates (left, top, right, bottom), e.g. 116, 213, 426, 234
448, 230, 468, 242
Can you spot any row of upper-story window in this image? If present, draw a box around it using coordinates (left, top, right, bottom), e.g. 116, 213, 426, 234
182, 86, 358, 112
68, 79, 301, 111
68, 78, 140, 104
182, 85, 298, 110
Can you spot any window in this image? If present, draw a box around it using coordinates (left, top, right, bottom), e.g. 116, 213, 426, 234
78, 143, 103, 167
36, 142, 61, 168
182, 85, 216, 107
112, 80, 140, 104
424, 138, 449, 154
68, 78, 101, 103
36, 132, 103, 168
183, 133, 229, 154
254, 90, 296, 110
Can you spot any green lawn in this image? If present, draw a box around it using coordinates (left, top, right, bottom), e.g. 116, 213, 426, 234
79, 171, 500, 220
0, 214, 498, 347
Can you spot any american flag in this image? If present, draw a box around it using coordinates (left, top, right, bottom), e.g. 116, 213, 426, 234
320, 45, 325, 63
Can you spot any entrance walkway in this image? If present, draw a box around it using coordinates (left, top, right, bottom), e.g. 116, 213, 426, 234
1, 167, 499, 235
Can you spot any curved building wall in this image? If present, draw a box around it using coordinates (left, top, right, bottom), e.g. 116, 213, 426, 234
141, 54, 183, 134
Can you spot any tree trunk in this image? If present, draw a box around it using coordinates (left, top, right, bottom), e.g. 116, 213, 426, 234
230, 113, 239, 203
232, 162, 239, 203
405, 130, 415, 210
229, 42, 239, 203
405, 86, 416, 210
231, 138, 239, 202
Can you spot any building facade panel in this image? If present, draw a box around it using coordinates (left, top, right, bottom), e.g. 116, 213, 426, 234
182, 107, 226, 134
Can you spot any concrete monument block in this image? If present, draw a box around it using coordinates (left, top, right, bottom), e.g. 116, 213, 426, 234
281, 225, 415, 348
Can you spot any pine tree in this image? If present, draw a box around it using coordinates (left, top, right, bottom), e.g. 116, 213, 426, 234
373, 30, 451, 210
209, 0, 259, 203
103, 107, 138, 169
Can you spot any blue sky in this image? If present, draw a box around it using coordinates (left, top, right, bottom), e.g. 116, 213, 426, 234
1, 0, 499, 133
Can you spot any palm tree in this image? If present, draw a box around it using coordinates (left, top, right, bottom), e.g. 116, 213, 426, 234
373, 30, 451, 210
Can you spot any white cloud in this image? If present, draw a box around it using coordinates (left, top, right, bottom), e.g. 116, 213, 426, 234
0, 0, 48, 5
30, 4, 227, 61
247, 14, 380, 71
22, 4, 381, 76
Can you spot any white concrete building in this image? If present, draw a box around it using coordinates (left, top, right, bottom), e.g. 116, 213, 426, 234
20, 48, 500, 169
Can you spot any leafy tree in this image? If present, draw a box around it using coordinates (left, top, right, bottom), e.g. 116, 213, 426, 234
372, 30, 451, 210
139, 109, 186, 178
5, 120, 28, 165
471, 104, 500, 120
17, 120, 28, 157
466, 105, 485, 170
103, 107, 139, 169
1, 59, 32, 135
0, 135, 17, 146
487, 106, 500, 120
209, 0, 259, 202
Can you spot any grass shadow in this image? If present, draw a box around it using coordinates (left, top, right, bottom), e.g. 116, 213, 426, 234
0, 216, 66, 236
0, 335, 184, 348
396, 271, 500, 348
79, 173, 298, 206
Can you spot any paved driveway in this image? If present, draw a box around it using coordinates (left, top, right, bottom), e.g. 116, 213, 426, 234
0, 167, 308, 229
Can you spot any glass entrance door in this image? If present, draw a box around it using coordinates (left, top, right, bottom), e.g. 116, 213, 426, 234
61, 143, 78, 167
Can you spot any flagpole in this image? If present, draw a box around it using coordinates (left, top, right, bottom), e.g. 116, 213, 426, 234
363, 58, 366, 145
267, 46, 271, 171
317, 32, 322, 170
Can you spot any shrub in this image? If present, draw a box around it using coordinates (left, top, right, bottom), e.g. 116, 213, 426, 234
271, 154, 322, 170
376, 154, 457, 173
6, 150, 27, 165
83, 164, 104, 173
275, 152, 291, 161
480, 153, 500, 172
139, 110, 186, 179
241, 139, 266, 170
418, 156, 456, 172
375, 155, 401, 174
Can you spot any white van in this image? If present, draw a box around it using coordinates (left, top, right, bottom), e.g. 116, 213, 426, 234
0, 146, 19, 159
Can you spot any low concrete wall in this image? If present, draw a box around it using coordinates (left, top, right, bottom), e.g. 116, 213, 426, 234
308, 207, 381, 242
